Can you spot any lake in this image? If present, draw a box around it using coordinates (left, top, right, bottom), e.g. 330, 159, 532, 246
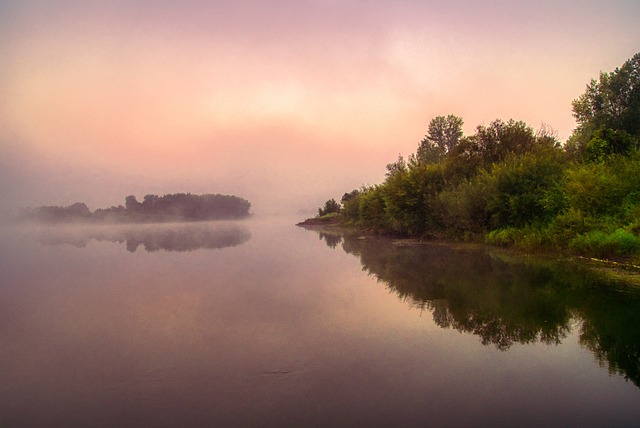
1, 216, 639, 427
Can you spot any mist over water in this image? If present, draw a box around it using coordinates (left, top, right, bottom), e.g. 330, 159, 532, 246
32, 222, 252, 252
1, 216, 639, 426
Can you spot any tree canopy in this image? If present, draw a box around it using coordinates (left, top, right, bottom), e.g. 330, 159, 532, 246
569, 52, 640, 159
416, 115, 464, 164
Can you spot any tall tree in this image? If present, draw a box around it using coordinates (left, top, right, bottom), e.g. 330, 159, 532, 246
569, 52, 640, 157
477, 119, 538, 163
417, 115, 464, 164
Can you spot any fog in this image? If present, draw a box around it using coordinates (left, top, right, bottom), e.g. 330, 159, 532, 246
2, 1, 639, 216
32, 222, 252, 252
0, 134, 392, 217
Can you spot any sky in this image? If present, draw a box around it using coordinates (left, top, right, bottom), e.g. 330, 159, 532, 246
1, 0, 639, 215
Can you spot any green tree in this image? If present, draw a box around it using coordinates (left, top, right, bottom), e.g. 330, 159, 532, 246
442, 136, 485, 183
417, 115, 464, 164
358, 186, 388, 231
484, 149, 566, 228
474, 119, 538, 165
386, 154, 407, 177
570, 52, 640, 156
584, 127, 637, 162
437, 175, 493, 233
341, 189, 362, 222
318, 198, 340, 217
383, 161, 446, 234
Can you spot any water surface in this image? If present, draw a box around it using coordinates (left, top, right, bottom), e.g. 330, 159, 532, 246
1, 217, 639, 426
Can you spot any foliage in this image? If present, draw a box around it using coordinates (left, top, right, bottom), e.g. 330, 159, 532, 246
383, 161, 445, 234
569, 229, 640, 257
473, 119, 539, 165
570, 52, 640, 159
437, 176, 492, 233
584, 127, 637, 162
416, 115, 464, 164
442, 136, 485, 183
486, 226, 554, 250
563, 153, 640, 219
340, 189, 362, 221
357, 186, 389, 232
313, 52, 640, 259
317, 198, 341, 217
484, 149, 567, 228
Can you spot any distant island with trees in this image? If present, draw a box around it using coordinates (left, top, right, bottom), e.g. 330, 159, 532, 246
302, 52, 640, 262
18, 193, 251, 224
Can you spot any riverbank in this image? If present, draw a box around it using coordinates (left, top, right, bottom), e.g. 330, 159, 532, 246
296, 213, 342, 226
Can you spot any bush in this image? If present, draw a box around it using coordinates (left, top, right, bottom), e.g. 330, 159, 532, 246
318, 199, 340, 217
437, 176, 492, 233
358, 187, 389, 232
569, 229, 640, 257
486, 226, 553, 250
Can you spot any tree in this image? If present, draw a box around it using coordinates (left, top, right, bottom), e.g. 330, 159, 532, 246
357, 186, 388, 231
443, 136, 485, 183
484, 150, 566, 228
386, 154, 407, 177
125, 195, 142, 212
584, 127, 636, 162
474, 119, 537, 165
442, 119, 538, 183
341, 189, 362, 222
570, 52, 640, 156
142, 194, 160, 213
417, 115, 464, 164
318, 199, 340, 217
341, 189, 360, 205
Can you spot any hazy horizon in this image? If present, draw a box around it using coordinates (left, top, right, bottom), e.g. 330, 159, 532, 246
2, 1, 639, 214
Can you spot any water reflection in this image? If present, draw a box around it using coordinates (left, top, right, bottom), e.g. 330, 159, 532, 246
318, 231, 343, 249
309, 226, 640, 387
35, 222, 251, 252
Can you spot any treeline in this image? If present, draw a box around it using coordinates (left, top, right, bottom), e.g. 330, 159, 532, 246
318, 52, 640, 259
19, 193, 251, 224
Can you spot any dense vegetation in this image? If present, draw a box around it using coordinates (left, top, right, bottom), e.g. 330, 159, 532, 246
19, 193, 251, 223
316, 52, 640, 261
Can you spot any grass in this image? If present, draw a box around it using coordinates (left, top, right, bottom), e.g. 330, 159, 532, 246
316, 212, 340, 220
486, 226, 554, 250
569, 229, 640, 257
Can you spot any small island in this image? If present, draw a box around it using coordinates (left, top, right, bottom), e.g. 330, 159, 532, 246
18, 193, 251, 224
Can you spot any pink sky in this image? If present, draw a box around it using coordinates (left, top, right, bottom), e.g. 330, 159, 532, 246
1, 0, 639, 214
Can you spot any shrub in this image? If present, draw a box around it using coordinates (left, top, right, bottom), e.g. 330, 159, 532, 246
569, 229, 640, 257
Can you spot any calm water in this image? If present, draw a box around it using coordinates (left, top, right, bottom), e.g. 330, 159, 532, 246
1, 217, 639, 427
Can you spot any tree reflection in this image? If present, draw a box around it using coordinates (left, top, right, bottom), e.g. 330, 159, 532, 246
577, 290, 640, 386
36, 223, 251, 252
302, 226, 640, 387
342, 235, 572, 350
318, 231, 343, 249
